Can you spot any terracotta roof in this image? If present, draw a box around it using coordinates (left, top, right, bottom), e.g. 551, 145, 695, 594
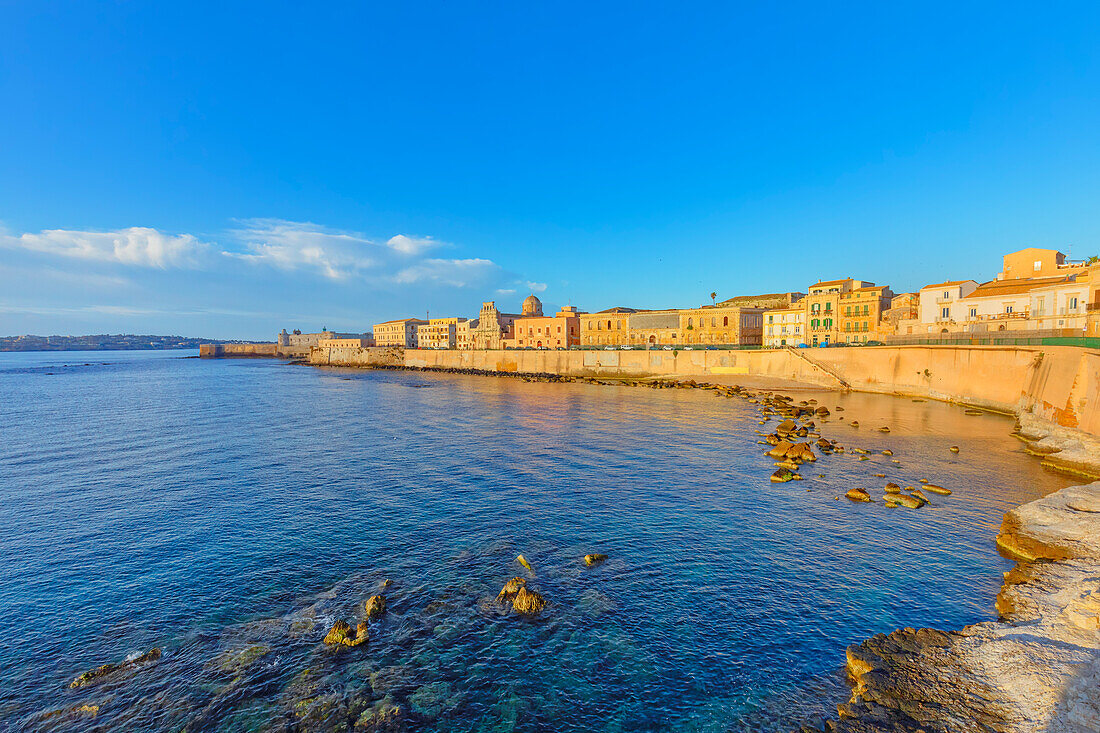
962, 276, 1074, 299
811, 278, 850, 287
921, 280, 976, 290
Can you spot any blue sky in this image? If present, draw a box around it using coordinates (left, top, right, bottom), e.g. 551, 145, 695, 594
2, 2, 1099, 340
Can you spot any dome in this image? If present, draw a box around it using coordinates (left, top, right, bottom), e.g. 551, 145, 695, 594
522, 294, 543, 316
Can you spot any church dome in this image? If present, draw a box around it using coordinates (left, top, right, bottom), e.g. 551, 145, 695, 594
522, 294, 543, 316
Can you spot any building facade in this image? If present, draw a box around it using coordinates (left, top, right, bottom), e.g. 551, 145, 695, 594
678, 305, 765, 346
998, 248, 1087, 281
470, 301, 520, 349
278, 329, 336, 348
804, 278, 872, 346
763, 305, 806, 347
317, 337, 374, 348
838, 285, 894, 343
510, 306, 582, 349
416, 317, 467, 349
374, 319, 427, 348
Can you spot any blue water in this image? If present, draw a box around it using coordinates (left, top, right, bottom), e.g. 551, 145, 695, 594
0, 350, 1075, 731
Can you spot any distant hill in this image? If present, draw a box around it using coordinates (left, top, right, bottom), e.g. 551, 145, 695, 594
0, 334, 247, 352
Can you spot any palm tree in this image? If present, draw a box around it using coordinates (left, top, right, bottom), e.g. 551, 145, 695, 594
710, 292, 717, 307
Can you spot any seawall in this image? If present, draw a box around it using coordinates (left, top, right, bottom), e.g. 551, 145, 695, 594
199, 343, 278, 358
403, 345, 1100, 438
307, 345, 404, 367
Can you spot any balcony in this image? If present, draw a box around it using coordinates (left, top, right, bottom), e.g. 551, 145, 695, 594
1087, 302, 1100, 312
934, 296, 953, 304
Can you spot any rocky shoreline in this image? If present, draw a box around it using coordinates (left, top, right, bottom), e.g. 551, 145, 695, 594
797, 480, 1100, 733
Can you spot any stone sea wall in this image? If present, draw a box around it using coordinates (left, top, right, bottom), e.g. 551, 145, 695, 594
800, 481, 1100, 733
307, 345, 404, 368
405, 345, 1100, 439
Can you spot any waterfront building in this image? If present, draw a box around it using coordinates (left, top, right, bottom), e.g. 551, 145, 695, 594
957, 274, 1090, 333
804, 278, 873, 346
882, 292, 920, 337
838, 285, 894, 344
678, 305, 765, 346
997, 247, 1087, 280
511, 305, 583, 349
763, 305, 807, 347
714, 292, 805, 310
915, 281, 979, 334
1087, 263, 1100, 337
374, 318, 427, 348
317, 337, 373, 348
470, 301, 521, 349
579, 308, 638, 347
417, 317, 468, 349
277, 329, 336, 348
456, 318, 478, 349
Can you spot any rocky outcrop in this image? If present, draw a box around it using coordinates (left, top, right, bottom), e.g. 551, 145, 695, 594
496, 577, 547, 616
1015, 414, 1100, 481
365, 594, 387, 620
323, 619, 369, 647
804, 482, 1100, 732
584, 553, 608, 567
69, 647, 162, 688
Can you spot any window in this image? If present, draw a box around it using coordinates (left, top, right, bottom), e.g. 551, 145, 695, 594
941, 307, 950, 318
607, 320, 612, 329
1034, 260, 1042, 271
943, 291, 950, 299
1070, 296, 1079, 310
711, 317, 716, 327
1006, 306, 1013, 314
824, 318, 832, 328
724, 317, 728, 326
969, 308, 977, 318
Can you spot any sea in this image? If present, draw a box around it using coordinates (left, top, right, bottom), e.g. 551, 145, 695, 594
0, 350, 1075, 732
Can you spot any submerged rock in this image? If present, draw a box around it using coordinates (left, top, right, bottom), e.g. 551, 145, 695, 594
365, 594, 387, 620
890, 493, 926, 509
884, 482, 901, 494
770, 468, 798, 483
584, 553, 608, 567
950, 445, 961, 453
516, 554, 533, 573
924, 484, 952, 496
69, 647, 162, 688
845, 488, 872, 503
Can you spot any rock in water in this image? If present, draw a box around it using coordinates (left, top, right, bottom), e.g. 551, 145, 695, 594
516, 554, 533, 573
771, 468, 798, 483
496, 577, 527, 604
511, 587, 547, 615
845, 488, 872, 503
584, 553, 608, 567
949, 445, 960, 453
925, 484, 952, 496
365, 594, 387, 620
69, 647, 162, 688
891, 493, 926, 509
884, 483, 901, 494
323, 619, 368, 647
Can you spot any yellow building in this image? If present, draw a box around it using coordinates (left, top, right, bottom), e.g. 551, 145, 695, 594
1087, 263, 1100, 337
678, 305, 764, 346
579, 308, 639, 347
805, 278, 873, 346
998, 248, 1087, 280
416, 317, 466, 349
510, 306, 583, 349
838, 285, 893, 343
374, 318, 427, 348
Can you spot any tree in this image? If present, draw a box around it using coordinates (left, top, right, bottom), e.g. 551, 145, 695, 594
1086, 256, 1099, 265
710, 291, 717, 306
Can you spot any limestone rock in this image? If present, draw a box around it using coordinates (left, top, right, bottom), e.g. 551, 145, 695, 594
516, 554, 533, 572
512, 586, 547, 615
584, 553, 608, 567
771, 468, 798, 483
323, 619, 368, 647
365, 594, 387, 620
845, 488, 872, 503
925, 484, 952, 496
69, 647, 162, 688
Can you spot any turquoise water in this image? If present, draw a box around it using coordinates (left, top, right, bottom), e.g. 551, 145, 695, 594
0, 350, 1074, 731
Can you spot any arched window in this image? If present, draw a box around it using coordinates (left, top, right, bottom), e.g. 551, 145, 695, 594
687, 318, 693, 327
607, 320, 612, 330
711, 317, 716, 327
723, 316, 728, 326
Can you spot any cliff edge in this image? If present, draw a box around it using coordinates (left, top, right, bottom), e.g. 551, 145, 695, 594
803, 481, 1100, 732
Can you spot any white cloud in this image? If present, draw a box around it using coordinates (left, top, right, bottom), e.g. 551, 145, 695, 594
227, 219, 378, 280
386, 234, 441, 255
525, 281, 548, 293
3, 226, 210, 268
393, 258, 501, 288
